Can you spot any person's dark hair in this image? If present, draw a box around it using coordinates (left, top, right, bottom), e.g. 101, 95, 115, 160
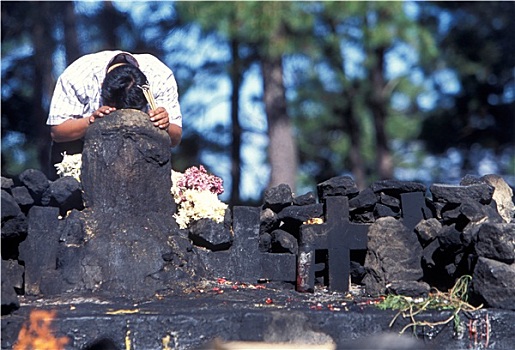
101, 65, 148, 110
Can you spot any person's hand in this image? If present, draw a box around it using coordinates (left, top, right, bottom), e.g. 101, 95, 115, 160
149, 107, 170, 130
89, 106, 116, 124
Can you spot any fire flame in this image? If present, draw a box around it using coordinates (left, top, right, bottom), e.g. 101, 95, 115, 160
14, 310, 69, 350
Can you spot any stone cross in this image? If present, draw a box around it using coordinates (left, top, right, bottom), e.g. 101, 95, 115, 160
196, 206, 297, 283
299, 196, 369, 293
400, 191, 431, 232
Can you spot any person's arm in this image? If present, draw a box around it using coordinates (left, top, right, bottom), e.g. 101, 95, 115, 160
149, 107, 182, 147
140, 54, 183, 147
50, 106, 116, 143
167, 124, 182, 147
50, 118, 90, 143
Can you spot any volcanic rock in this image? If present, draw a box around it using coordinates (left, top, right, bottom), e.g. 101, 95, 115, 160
437, 224, 463, 253
41, 176, 84, 214
260, 207, 280, 233
474, 222, 515, 263
1, 261, 19, 315
363, 217, 424, 295
370, 179, 426, 195
263, 184, 293, 212
349, 187, 377, 211
386, 280, 431, 298
293, 191, 316, 206
415, 218, 442, 245
379, 192, 400, 208
259, 231, 272, 252
1, 176, 14, 191
18, 206, 61, 296
18, 169, 49, 205
421, 239, 440, 268
277, 203, 323, 225
373, 203, 399, 219
189, 218, 232, 251
271, 229, 298, 254
471, 257, 515, 310
1, 190, 22, 221
483, 174, 515, 223
317, 176, 359, 201
10, 186, 34, 212
430, 183, 494, 205
1, 190, 28, 241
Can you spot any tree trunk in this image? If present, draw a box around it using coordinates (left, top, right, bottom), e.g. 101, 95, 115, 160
229, 38, 242, 205
32, 3, 55, 178
346, 98, 367, 189
325, 17, 367, 189
370, 47, 393, 180
261, 57, 298, 192
63, 1, 80, 64
101, 1, 120, 49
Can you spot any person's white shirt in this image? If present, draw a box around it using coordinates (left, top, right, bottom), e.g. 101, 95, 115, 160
47, 50, 182, 127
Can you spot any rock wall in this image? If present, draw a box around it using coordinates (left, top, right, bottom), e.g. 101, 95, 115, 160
2, 111, 514, 314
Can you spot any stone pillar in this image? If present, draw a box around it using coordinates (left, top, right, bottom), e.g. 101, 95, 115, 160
81, 109, 174, 216
50, 110, 202, 299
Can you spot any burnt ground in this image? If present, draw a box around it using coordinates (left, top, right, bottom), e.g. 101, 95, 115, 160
2, 279, 514, 350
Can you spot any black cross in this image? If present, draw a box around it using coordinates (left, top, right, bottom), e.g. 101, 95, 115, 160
231, 206, 297, 282
298, 196, 369, 293
400, 191, 432, 232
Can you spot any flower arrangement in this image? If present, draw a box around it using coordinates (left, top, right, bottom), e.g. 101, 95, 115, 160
171, 165, 228, 229
54, 152, 82, 182
55, 154, 227, 229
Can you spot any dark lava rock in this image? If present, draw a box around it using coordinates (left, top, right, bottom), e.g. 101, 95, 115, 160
10, 186, 34, 212
259, 232, 272, 252
81, 110, 174, 215
373, 203, 400, 219
474, 222, 515, 263
437, 224, 463, 253
1, 176, 14, 192
18, 169, 49, 205
24, 110, 204, 300
263, 184, 293, 212
317, 176, 359, 201
260, 207, 280, 233
59, 209, 87, 245
415, 218, 442, 245
386, 280, 430, 298
459, 200, 503, 224
363, 217, 424, 295
277, 203, 323, 225
271, 229, 298, 254
379, 193, 400, 208
189, 218, 232, 251
421, 239, 440, 268
1, 261, 19, 315
1, 190, 22, 221
41, 176, 84, 214
1, 190, 28, 241
430, 183, 494, 205
370, 180, 426, 195
349, 187, 377, 211
472, 257, 515, 310
293, 191, 317, 206
18, 206, 61, 296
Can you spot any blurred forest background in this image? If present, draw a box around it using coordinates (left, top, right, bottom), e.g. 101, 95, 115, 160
2, 1, 514, 206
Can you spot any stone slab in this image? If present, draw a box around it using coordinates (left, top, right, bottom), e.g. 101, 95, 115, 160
2, 284, 514, 350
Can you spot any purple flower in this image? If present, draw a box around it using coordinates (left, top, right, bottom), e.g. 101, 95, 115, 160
176, 165, 224, 195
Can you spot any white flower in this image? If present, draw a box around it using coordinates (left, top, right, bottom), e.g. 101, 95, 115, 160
173, 189, 228, 229
54, 153, 82, 182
